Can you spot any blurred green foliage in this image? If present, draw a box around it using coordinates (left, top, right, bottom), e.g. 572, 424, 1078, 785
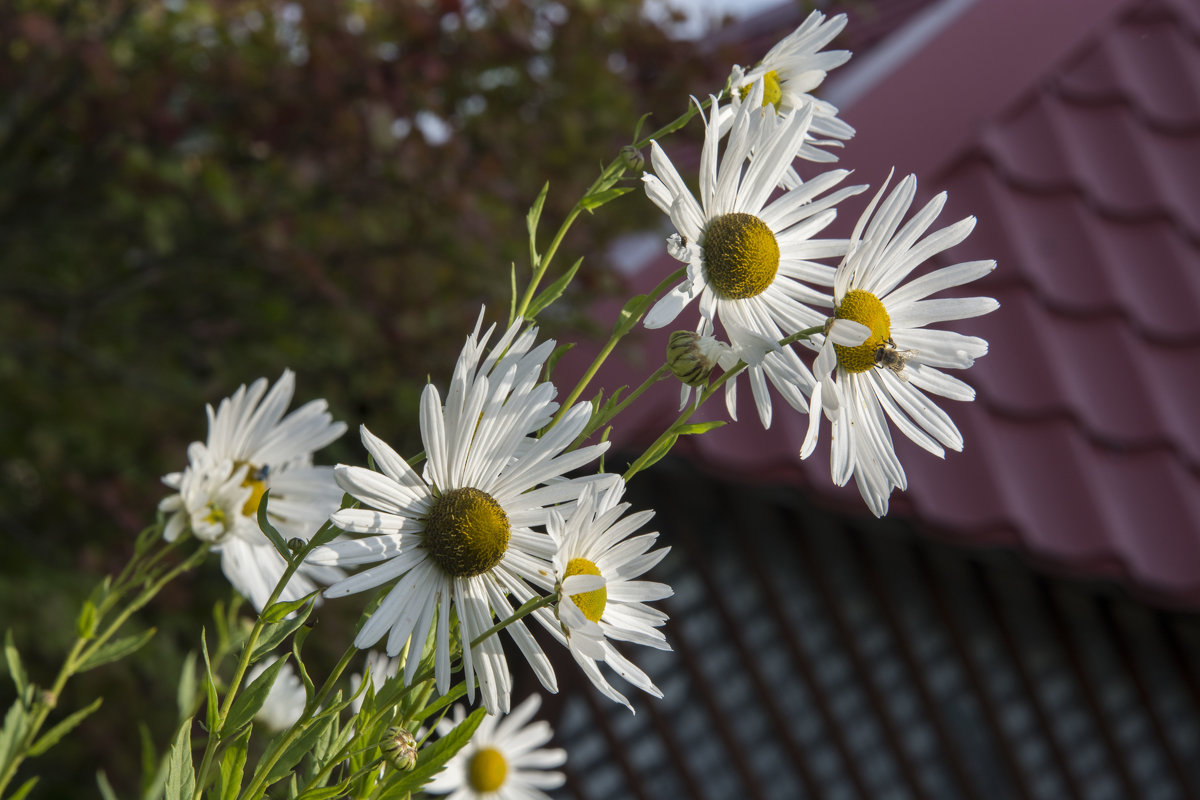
0, 0, 721, 792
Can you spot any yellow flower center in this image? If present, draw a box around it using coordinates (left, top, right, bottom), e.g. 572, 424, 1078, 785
833, 290, 892, 373
702, 213, 780, 300
467, 747, 508, 793
564, 558, 607, 623
739, 70, 783, 109
424, 487, 510, 579
235, 461, 269, 517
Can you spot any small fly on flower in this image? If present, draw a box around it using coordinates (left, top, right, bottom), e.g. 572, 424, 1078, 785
872, 339, 918, 381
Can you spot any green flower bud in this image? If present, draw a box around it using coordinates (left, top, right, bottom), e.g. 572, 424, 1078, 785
620, 145, 645, 173
383, 726, 419, 772
667, 331, 717, 387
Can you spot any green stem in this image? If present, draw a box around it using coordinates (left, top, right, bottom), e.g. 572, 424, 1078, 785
621, 362, 746, 483
545, 267, 686, 434
509, 93, 721, 328
0, 537, 204, 798
573, 364, 671, 449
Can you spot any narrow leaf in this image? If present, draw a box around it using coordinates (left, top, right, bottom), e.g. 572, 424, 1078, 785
97, 772, 118, 800
309, 519, 342, 549
27, 697, 102, 756
408, 682, 467, 723
579, 185, 633, 212
383, 707, 486, 796
9, 776, 38, 800
225, 656, 288, 735
614, 294, 650, 336
201, 633, 220, 735
256, 491, 290, 560
249, 611, 310, 664
676, 420, 726, 436
295, 787, 344, 800
218, 726, 251, 800
176, 652, 198, 721
76, 600, 99, 639
0, 698, 30, 767
262, 709, 338, 786
4, 631, 28, 696
164, 720, 195, 800
526, 257, 584, 319
508, 262, 518, 325
260, 592, 317, 625
525, 181, 550, 268
76, 628, 156, 672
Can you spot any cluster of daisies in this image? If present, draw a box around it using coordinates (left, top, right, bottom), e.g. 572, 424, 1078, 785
157, 10, 996, 799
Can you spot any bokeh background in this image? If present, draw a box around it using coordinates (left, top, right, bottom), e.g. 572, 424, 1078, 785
0, 0, 731, 793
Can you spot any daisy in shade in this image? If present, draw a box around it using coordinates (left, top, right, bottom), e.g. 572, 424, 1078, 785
544, 478, 672, 712
727, 10, 855, 166
308, 312, 609, 714
642, 86, 867, 428
425, 694, 565, 800
802, 172, 999, 516
158, 370, 347, 611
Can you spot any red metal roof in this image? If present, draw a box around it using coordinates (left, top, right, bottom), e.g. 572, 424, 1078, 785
563, 0, 1200, 606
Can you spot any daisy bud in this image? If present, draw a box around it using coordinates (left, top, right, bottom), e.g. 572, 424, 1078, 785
620, 144, 644, 173
383, 726, 419, 772
667, 331, 719, 386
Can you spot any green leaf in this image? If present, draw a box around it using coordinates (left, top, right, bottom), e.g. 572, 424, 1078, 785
76, 628, 156, 672
309, 519, 342, 549
525, 257, 583, 319
139, 721, 166, 800
676, 420, 726, 436
579, 185, 633, 212
4, 631, 28, 697
632, 111, 654, 143
76, 600, 99, 639
295, 787, 344, 800
262, 708, 338, 786
508, 263, 518, 325
291, 628, 315, 703
164, 720, 195, 800
382, 707, 486, 796
97, 771, 118, 800
525, 181, 550, 269
27, 697, 102, 756
614, 294, 650, 336
636, 434, 679, 474
225, 656, 288, 734
176, 652, 197, 721
9, 776, 38, 800
218, 726, 251, 800
260, 592, 317, 625
0, 697, 31, 769
407, 683, 467, 723
249, 610, 311, 664
256, 491, 290, 560
201, 633, 221, 735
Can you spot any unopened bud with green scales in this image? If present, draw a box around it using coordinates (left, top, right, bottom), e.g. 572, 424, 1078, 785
383, 726, 419, 771
666, 331, 733, 386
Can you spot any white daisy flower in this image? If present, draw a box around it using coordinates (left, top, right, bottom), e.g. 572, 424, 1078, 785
727, 10, 855, 165
642, 90, 866, 427
425, 694, 566, 800
309, 311, 610, 714
802, 172, 999, 516
544, 478, 672, 712
158, 370, 347, 610
248, 658, 306, 732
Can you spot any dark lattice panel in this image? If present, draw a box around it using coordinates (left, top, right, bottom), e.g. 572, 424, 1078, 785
532, 460, 1200, 800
